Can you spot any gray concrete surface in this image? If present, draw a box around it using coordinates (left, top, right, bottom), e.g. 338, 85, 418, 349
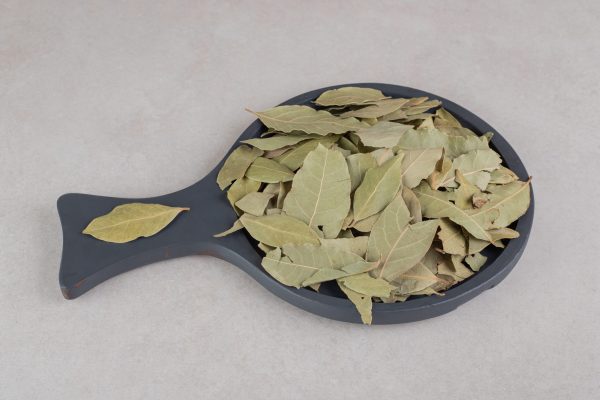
1, 1, 599, 399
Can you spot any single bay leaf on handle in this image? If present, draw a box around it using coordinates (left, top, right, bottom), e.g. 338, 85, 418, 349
82, 203, 190, 243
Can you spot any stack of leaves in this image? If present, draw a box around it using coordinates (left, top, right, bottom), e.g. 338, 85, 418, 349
216, 87, 531, 324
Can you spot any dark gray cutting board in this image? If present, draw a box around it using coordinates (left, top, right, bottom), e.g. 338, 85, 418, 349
57, 83, 533, 324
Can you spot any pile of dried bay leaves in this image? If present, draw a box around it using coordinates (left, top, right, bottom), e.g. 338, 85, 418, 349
216, 87, 531, 324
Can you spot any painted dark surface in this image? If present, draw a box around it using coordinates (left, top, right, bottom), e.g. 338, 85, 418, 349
57, 83, 534, 324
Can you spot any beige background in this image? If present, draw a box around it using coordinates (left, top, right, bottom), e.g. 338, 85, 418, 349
1, 1, 599, 399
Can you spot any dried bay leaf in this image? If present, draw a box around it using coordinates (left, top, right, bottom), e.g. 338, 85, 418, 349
320, 236, 369, 258
338, 281, 372, 325
282, 145, 351, 238
487, 227, 520, 241
352, 212, 380, 232
240, 214, 320, 247
340, 98, 410, 119
414, 182, 497, 243
337, 136, 360, 153
83, 203, 189, 243
470, 179, 531, 229
268, 243, 367, 287
427, 150, 453, 190
367, 196, 439, 281
276, 181, 290, 209
369, 148, 395, 165
439, 149, 502, 189
242, 134, 317, 151
346, 153, 377, 192
396, 127, 489, 159
465, 253, 487, 272
437, 218, 467, 256
354, 121, 413, 148
263, 146, 293, 159
226, 177, 261, 214
250, 105, 366, 136
339, 273, 396, 298
235, 192, 274, 216
434, 108, 462, 128
391, 262, 443, 295
246, 157, 294, 183
216, 145, 263, 190
468, 234, 491, 254
303, 259, 375, 287
399, 147, 444, 188
454, 169, 483, 210
401, 186, 422, 222
404, 99, 441, 115
489, 166, 519, 184
437, 256, 473, 282
352, 155, 404, 222
214, 218, 244, 237
274, 136, 338, 170
314, 87, 389, 106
